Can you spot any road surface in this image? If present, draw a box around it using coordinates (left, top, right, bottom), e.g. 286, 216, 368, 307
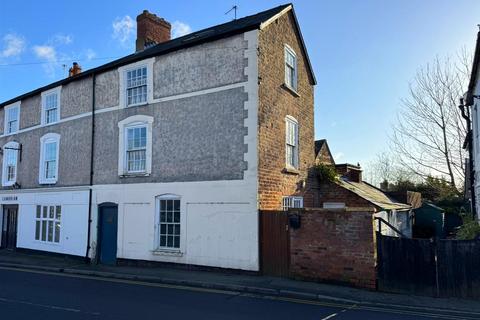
0, 267, 476, 319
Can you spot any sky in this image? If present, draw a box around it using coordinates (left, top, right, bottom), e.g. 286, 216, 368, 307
0, 0, 479, 166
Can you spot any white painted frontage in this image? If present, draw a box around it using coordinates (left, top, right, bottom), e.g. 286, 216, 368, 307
89, 30, 260, 271
0, 188, 89, 256
472, 66, 480, 222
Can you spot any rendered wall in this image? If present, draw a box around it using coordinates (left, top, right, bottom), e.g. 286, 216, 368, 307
1, 189, 89, 256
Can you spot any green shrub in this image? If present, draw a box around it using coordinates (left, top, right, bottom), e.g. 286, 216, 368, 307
314, 164, 338, 183
456, 214, 480, 240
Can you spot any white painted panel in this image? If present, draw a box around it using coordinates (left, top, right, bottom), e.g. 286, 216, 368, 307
122, 203, 153, 258
14, 190, 89, 256
185, 203, 258, 270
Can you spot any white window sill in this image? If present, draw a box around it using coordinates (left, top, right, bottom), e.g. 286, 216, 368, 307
151, 249, 183, 257
3, 131, 18, 137
119, 172, 150, 178
126, 101, 148, 108
39, 180, 58, 185
2, 181, 16, 187
282, 84, 300, 97
283, 166, 300, 175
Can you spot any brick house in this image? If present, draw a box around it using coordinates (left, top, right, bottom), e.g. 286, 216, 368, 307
0, 4, 316, 271
313, 139, 412, 236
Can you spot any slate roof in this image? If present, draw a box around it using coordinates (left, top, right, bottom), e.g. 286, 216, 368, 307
337, 178, 411, 211
1, 3, 316, 107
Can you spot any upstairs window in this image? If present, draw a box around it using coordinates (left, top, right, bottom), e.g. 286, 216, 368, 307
126, 125, 147, 172
39, 133, 60, 184
4, 103, 20, 134
126, 67, 147, 106
119, 58, 153, 108
2, 141, 19, 186
41, 88, 61, 125
118, 115, 153, 176
284, 45, 297, 91
285, 116, 299, 169
283, 196, 303, 211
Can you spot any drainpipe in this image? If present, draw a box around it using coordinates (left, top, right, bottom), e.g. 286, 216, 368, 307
85, 73, 96, 262
459, 97, 477, 219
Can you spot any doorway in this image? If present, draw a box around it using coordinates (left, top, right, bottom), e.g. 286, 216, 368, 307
97, 203, 118, 265
1, 205, 19, 250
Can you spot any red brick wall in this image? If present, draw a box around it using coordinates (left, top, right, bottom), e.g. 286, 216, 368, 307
257, 10, 315, 210
290, 208, 376, 289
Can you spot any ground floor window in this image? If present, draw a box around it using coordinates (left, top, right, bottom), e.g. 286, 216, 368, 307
35, 205, 61, 243
157, 196, 181, 249
282, 196, 303, 211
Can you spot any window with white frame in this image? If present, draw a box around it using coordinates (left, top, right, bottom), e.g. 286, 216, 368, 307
284, 45, 297, 91
35, 205, 61, 243
157, 196, 181, 249
2, 141, 19, 186
118, 115, 153, 176
126, 125, 147, 172
283, 196, 303, 211
126, 66, 147, 106
39, 133, 60, 184
41, 88, 61, 125
119, 59, 154, 108
285, 116, 299, 169
4, 103, 20, 134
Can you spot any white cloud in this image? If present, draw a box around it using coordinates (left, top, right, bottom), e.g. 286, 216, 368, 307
1, 33, 26, 58
85, 48, 96, 61
171, 21, 192, 38
52, 34, 73, 45
33, 45, 56, 61
33, 45, 59, 77
112, 15, 135, 45
333, 152, 344, 161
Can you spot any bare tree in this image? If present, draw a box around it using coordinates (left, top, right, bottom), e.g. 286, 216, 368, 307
390, 52, 471, 190
364, 151, 417, 187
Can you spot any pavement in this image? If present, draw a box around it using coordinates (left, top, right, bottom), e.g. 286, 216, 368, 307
0, 249, 479, 319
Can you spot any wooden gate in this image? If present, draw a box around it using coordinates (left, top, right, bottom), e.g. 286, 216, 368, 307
376, 232, 437, 296
260, 210, 290, 277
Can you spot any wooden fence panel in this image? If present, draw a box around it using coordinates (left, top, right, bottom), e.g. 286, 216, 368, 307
376, 233, 437, 296
437, 240, 480, 299
260, 211, 290, 277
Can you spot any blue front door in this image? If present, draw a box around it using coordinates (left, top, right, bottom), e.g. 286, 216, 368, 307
99, 205, 118, 265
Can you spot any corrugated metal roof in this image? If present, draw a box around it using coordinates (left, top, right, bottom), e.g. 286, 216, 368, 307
337, 178, 411, 211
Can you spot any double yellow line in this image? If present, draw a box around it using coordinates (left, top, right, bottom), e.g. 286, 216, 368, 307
0, 266, 478, 320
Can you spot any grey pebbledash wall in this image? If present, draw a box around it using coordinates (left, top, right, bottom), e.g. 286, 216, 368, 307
93, 87, 248, 185
0, 116, 92, 189
0, 32, 250, 189
153, 34, 248, 98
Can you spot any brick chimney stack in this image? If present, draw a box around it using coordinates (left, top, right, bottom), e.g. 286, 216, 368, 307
136, 10, 171, 52
68, 62, 82, 77
335, 163, 363, 183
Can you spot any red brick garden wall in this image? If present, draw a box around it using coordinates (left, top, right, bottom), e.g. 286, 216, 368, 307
289, 208, 376, 289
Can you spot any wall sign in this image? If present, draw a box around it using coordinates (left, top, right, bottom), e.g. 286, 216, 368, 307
2, 196, 17, 202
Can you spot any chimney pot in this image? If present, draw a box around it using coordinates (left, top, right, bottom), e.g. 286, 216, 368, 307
136, 10, 171, 52
68, 62, 82, 77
